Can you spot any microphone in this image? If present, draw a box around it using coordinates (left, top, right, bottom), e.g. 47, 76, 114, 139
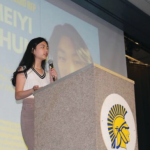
48, 59, 55, 81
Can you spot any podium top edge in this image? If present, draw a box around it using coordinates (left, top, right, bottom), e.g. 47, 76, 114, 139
93, 63, 134, 84
34, 63, 134, 95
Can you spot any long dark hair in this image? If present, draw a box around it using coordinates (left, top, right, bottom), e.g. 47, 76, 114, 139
12, 37, 48, 86
49, 23, 93, 78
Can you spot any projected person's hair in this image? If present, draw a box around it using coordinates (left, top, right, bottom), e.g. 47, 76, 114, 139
11, 37, 48, 86
49, 23, 93, 78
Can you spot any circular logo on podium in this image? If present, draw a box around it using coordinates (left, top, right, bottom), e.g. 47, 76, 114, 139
100, 94, 136, 150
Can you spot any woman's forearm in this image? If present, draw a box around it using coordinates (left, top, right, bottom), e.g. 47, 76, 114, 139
15, 89, 34, 100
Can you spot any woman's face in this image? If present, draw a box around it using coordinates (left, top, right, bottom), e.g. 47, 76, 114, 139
33, 41, 49, 61
57, 36, 85, 78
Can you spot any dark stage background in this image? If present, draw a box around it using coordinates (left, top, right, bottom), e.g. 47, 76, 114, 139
127, 62, 150, 150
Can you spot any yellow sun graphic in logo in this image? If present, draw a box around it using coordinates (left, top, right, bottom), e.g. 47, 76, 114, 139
107, 104, 130, 149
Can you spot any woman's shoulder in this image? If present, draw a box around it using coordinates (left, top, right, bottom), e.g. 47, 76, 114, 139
45, 70, 49, 76
17, 65, 25, 71
45, 69, 49, 73
17, 66, 27, 78
18, 66, 33, 78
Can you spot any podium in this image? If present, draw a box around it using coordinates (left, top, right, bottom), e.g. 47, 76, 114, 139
34, 64, 138, 150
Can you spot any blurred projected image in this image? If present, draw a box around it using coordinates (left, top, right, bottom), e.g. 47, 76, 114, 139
49, 24, 93, 78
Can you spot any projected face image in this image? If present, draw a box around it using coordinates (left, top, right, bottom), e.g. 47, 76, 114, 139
49, 23, 93, 78
57, 36, 86, 77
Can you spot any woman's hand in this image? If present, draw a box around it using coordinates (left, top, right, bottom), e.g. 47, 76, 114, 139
32, 85, 40, 92
50, 68, 57, 82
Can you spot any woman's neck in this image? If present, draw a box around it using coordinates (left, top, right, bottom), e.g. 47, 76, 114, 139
33, 59, 42, 69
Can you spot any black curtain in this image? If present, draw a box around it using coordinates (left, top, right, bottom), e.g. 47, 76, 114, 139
127, 62, 150, 150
